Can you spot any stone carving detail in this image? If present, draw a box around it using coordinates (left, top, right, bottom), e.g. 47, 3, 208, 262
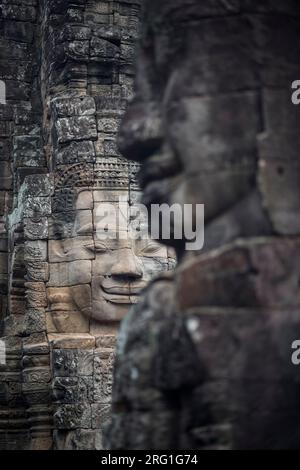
0, 0, 174, 451
107, 0, 300, 451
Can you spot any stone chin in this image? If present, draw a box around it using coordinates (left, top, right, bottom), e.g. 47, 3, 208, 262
69, 284, 137, 322
91, 298, 131, 322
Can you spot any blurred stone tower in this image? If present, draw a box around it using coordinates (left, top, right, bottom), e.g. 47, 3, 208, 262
107, 0, 300, 450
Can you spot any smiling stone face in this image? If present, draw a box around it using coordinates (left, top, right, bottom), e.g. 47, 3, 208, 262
48, 189, 175, 327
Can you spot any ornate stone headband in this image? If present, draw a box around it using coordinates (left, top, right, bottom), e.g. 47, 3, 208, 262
54, 158, 140, 191
52, 158, 140, 214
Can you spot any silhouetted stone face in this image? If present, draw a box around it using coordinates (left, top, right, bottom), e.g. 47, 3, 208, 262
107, 0, 300, 450
0, 0, 174, 450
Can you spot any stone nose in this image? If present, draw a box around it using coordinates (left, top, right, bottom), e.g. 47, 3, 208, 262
110, 248, 143, 280
118, 100, 163, 162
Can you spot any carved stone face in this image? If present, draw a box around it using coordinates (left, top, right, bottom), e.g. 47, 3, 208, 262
48, 189, 173, 326
118, 0, 258, 249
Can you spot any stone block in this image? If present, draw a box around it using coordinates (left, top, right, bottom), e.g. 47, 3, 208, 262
0, 253, 7, 276
54, 140, 95, 165
95, 335, 117, 349
9, 297, 26, 316
50, 334, 95, 350
22, 174, 54, 198
16, 168, 48, 192
0, 191, 7, 216
0, 162, 12, 190
54, 404, 91, 429
24, 241, 47, 262
52, 376, 93, 404
0, 138, 11, 161
13, 136, 43, 167
25, 260, 49, 282
93, 349, 114, 404
22, 367, 51, 384
24, 217, 49, 240
23, 197, 51, 218
49, 311, 89, 334
97, 117, 121, 134
52, 376, 78, 403
52, 348, 94, 377
25, 282, 47, 308
53, 429, 95, 450
0, 235, 8, 253
0, 121, 13, 137
30, 435, 53, 451
75, 190, 94, 210
48, 237, 94, 263
48, 212, 77, 239
1, 4, 37, 22
2, 314, 25, 337
52, 96, 95, 118
0, 335, 22, 355
55, 116, 97, 144
5, 79, 30, 101
23, 308, 46, 334
47, 260, 92, 287
103, 137, 121, 157
22, 354, 50, 369
68, 284, 92, 320
59, 25, 91, 42
258, 130, 300, 236
22, 332, 49, 355
90, 37, 120, 60
64, 40, 90, 61
0, 381, 22, 406
91, 403, 111, 429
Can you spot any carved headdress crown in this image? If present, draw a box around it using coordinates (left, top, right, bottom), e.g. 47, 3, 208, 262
55, 157, 140, 190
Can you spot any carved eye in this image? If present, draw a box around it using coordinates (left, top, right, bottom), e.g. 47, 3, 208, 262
139, 242, 162, 256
